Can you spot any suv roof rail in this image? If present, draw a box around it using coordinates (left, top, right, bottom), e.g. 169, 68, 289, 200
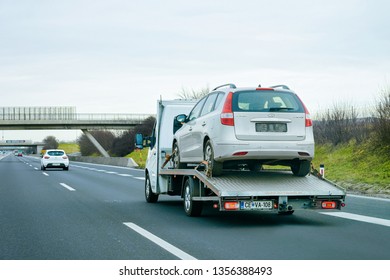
213, 83, 237, 91
270, 85, 290, 90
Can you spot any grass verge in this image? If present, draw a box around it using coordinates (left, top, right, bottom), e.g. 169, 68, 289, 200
313, 141, 390, 197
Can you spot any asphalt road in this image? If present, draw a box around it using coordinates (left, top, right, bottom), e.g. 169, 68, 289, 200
1, 153, 389, 260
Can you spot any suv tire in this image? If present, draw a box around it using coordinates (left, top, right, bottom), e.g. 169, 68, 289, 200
204, 140, 223, 176
291, 160, 311, 177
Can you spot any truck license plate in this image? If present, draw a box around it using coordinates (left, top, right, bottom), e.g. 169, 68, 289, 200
240, 201, 273, 210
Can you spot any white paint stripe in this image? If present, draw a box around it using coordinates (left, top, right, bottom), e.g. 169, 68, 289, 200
59, 183, 76, 191
347, 194, 390, 202
34, 167, 39, 170
123, 222, 197, 260
117, 174, 133, 177
134, 177, 145, 180
42, 172, 49, 176
320, 212, 390, 227
105, 171, 118, 174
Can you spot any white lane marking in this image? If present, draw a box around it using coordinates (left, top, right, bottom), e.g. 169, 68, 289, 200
42, 172, 49, 176
105, 171, 118, 174
320, 212, 390, 227
117, 174, 133, 177
134, 177, 145, 180
59, 183, 76, 191
123, 222, 197, 260
34, 167, 39, 170
347, 194, 390, 202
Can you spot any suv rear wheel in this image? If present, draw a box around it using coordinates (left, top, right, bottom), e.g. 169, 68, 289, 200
291, 160, 311, 177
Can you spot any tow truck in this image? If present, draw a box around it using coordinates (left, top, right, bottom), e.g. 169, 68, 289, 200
136, 99, 346, 216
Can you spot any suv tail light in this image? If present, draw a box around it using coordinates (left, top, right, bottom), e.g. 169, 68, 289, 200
220, 92, 234, 126
304, 109, 313, 127
297, 95, 312, 127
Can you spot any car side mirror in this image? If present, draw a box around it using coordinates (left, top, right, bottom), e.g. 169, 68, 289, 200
173, 114, 187, 134
135, 133, 144, 149
135, 133, 155, 149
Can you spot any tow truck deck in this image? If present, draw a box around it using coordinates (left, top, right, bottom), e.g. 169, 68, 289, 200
159, 167, 346, 214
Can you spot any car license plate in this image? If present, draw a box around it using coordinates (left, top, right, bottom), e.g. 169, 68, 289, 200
52, 163, 60, 166
256, 123, 287, 132
240, 201, 273, 210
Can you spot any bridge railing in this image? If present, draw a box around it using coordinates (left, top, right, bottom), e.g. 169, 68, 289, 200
0, 107, 154, 121
0, 113, 154, 121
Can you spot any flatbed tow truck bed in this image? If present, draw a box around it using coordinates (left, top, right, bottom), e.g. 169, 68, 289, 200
159, 168, 346, 215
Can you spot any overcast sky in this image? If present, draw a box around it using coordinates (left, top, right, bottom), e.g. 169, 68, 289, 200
1, 0, 389, 141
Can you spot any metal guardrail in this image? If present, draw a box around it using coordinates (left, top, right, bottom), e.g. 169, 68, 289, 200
0, 107, 153, 122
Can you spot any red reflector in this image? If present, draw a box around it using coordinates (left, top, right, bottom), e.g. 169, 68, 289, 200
233, 151, 248, 156
321, 201, 337, 209
44, 156, 50, 159
224, 201, 239, 210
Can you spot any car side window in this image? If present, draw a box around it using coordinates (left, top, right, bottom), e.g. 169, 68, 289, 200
200, 93, 218, 116
188, 97, 207, 121
214, 92, 225, 110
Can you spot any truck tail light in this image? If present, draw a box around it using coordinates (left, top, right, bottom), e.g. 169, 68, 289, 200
220, 92, 234, 126
224, 201, 239, 210
321, 201, 337, 209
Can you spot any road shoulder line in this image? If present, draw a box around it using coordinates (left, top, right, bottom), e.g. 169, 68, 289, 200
320, 212, 390, 227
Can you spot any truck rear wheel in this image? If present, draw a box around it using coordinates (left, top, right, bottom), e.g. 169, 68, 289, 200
183, 178, 203, 217
145, 173, 159, 203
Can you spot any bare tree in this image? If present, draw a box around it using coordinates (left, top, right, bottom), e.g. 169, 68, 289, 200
42, 135, 59, 149
111, 116, 156, 156
177, 85, 210, 99
372, 88, 390, 154
313, 102, 370, 145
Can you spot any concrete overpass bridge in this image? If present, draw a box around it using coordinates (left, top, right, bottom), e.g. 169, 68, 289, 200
0, 140, 45, 155
0, 107, 154, 157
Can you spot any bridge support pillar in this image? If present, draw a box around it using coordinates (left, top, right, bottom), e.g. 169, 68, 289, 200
81, 129, 110, 158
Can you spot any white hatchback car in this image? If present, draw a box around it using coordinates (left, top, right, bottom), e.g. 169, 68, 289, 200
41, 149, 69, 171
172, 84, 314, 176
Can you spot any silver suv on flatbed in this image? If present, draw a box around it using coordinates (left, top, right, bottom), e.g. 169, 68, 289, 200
172, 84, 314, 176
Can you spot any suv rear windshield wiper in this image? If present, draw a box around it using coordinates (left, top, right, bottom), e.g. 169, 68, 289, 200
269, 107, 295, 112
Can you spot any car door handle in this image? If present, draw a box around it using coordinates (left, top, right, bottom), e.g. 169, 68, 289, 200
189, 127, 193, 131
202, 122, 206, 127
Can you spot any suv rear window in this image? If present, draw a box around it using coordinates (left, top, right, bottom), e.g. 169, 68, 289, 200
232, 90, 304, 113
48, 151, 65, 156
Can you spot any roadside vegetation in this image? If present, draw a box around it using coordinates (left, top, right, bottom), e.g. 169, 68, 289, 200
58, 142, 79, 154
312, 87, 390, 196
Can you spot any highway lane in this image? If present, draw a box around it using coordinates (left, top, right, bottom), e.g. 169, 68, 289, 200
1, 154, 389, 260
